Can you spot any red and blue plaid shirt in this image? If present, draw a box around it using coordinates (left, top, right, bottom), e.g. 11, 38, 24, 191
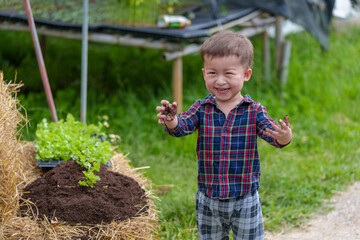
165, 94, 287, 199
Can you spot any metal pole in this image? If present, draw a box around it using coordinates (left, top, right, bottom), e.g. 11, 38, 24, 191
275, 15, 284, 76
280, 41, 292, 85
23, 0, 58, 123
263, 30, 271, 84
80, 0, 89, 123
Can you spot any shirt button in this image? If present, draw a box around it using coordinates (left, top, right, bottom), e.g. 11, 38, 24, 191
222, 152, 226, 157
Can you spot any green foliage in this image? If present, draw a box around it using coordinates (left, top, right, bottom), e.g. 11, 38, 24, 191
35, 114, 114, 187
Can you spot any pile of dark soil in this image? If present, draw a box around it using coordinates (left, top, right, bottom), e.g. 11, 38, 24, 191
21, 160, 147, 224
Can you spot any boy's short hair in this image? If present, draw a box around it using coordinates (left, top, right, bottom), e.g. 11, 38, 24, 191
200, 30, 254, 69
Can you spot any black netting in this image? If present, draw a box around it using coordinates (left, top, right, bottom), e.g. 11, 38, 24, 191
0, 0, 335, 47
204, 0, 335, 49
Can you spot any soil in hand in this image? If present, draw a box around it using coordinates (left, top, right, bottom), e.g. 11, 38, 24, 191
20, 160, 148, 224
163, 103, 177, 121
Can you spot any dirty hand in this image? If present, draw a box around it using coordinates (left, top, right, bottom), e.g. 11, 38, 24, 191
156, 100, 178, 125
264, 115, 292, 145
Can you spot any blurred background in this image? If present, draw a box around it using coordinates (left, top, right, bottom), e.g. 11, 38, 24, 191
0, 0, 359, 238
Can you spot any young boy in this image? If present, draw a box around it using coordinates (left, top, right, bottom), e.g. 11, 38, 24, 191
156, 30, 292, 240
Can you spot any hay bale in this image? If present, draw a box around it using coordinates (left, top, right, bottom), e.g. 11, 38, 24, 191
0, 72, 158, 239
0, 71, 27, 234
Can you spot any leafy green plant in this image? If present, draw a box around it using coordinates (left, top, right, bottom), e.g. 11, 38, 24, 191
35, 114, 114, 187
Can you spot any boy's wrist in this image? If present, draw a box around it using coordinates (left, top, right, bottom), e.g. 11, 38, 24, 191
276, 138, 291, 146
165, 116, 178, 130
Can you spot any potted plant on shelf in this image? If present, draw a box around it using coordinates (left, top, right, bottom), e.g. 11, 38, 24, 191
35, 114, 114, 187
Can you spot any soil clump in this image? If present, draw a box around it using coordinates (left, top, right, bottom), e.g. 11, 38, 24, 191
21, 160, 148, 224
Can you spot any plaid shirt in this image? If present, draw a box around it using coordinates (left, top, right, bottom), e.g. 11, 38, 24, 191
165, 94, 287, 199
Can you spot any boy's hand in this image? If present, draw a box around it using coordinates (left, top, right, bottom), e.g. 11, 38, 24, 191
264, 115, 292, 145
156, 100, 178, 128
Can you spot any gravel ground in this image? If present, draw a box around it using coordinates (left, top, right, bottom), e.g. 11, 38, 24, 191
266, 182, 360, 240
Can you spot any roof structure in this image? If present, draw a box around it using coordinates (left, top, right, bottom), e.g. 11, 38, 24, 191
0, 0, 335, 119
0, 1, 263, 50
0, 0, 335, 48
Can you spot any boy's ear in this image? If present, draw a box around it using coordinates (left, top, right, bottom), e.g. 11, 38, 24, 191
244, 68, 252, 81
202, 68, 206, 80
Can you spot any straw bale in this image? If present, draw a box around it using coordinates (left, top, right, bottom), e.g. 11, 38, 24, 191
0, 71, 28, 236
0, 72, 159, 239
6, 144, 159, 239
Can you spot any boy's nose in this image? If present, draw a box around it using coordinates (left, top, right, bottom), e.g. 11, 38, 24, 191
216, 75, 226, 84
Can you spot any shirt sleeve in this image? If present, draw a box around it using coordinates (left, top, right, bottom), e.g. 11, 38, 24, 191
255, 103, 289, 148
164, 100, 200, 137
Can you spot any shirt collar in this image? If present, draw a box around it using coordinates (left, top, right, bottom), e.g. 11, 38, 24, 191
242, 94, 254, 104
202, 94, 254, 106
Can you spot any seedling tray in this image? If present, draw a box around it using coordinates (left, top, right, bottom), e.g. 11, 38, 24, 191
37, 160, 111, 173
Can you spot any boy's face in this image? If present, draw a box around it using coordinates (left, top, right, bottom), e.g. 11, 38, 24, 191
202, 55, 252, 106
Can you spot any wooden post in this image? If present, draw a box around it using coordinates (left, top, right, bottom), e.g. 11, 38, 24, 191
172, 57, 183, 113
262, 30, 270, 83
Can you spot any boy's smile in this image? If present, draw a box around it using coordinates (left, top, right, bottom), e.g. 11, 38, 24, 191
216, 88, 229, 94
202, 55, 252, 110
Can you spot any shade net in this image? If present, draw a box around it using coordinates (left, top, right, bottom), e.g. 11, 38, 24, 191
0, 0, 334, 46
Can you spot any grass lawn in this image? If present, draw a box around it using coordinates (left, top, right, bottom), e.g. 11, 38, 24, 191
1, 22, 359, 239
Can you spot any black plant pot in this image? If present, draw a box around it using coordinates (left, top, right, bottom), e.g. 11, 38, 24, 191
37, 160, 111, 173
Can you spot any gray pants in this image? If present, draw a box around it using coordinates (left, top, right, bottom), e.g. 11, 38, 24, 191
196, 190, 265, 240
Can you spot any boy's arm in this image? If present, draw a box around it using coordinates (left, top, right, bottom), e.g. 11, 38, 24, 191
263, 115, 292, 145
156, 100, 178, 129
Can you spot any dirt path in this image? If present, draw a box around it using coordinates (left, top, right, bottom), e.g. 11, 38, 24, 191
266, 182, 360, 240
